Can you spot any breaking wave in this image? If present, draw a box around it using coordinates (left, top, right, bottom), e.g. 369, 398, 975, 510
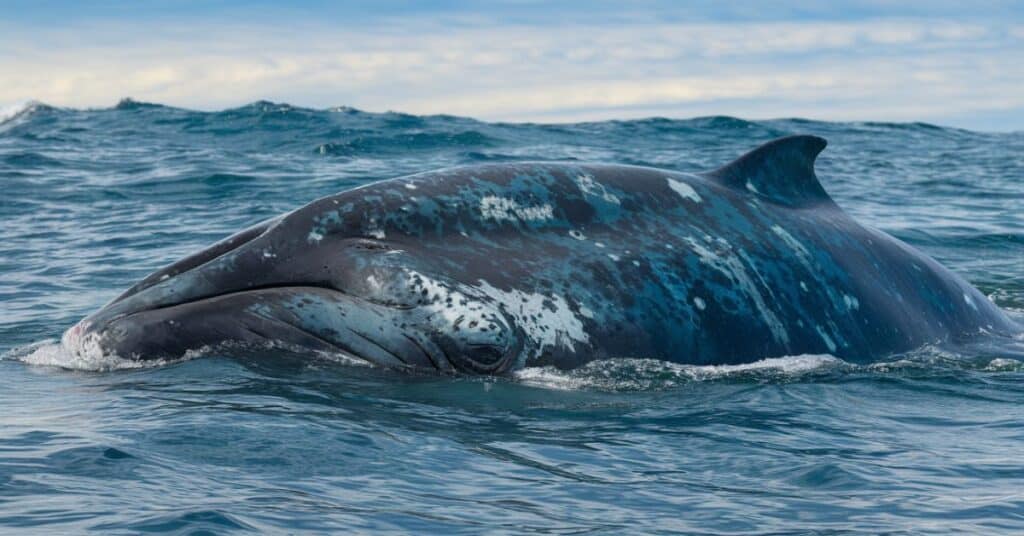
0, 100, 46, 129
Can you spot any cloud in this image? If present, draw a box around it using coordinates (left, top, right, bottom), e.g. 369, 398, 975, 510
1, 14, 1022, 129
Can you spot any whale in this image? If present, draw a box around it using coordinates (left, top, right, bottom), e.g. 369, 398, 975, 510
64, 135, 1020, 373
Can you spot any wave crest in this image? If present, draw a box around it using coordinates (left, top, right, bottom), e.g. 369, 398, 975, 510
0, 100, 47, 127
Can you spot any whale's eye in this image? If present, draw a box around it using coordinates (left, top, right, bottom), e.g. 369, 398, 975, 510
466, 345, 506, 369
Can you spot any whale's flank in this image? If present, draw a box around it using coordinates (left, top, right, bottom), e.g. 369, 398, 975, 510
64, 135, 1020, 372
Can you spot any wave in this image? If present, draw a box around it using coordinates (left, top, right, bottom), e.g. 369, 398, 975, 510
114, 97, 169, 111
0, 100, 48, 128
0, 97, 985, 136
315, 130, 495, 156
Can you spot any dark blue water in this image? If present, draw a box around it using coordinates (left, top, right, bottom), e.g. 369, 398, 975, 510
2, 99, 1023, 534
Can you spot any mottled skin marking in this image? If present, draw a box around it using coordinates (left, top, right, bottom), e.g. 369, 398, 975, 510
66, 136, 1021, 373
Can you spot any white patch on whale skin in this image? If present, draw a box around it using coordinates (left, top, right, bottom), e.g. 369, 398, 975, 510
306, 209, 349, 244
746, 180, 760, 194
607, 253, 620, 262
364, 218, 386, 240
772, 225, 852, 322
575, 173, 620, 204
683, 236, 789, 346
404, 183, 417, 190
964, 293, 978, 310
815, 325, 838, 353
693, 297, 706, 310
476, 280, 590, 353
667, 178, 702, 203
770, 225, 814, 270
569, 229, 586, 240
479, 196, 554, 223
404, 272, 504, 351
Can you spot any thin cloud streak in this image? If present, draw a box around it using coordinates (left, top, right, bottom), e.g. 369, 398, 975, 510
2, 16, 1022, 130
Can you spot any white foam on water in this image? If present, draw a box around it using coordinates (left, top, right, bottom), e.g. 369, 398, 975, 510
983, 358, 1023, 372
8, 336, 381, 372
4, 339, 170, 371
690, 354, 843, 376
4, 321, 192, 371
0, 101, 36, 123
0, 100, 42, 131
513, 354, 844, 391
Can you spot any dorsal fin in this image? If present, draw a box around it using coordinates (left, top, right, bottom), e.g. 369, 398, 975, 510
701, 135, 833, 208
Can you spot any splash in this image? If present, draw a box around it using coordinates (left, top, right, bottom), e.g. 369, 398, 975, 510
3, 340, 168, 371
513, 354, 845, 391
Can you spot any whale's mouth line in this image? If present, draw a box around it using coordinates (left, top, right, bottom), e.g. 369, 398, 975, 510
92, 283, 448, 370
106, 283, 350, 326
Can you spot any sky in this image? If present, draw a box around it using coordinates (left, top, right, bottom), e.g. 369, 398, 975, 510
2, 1, 1023, 131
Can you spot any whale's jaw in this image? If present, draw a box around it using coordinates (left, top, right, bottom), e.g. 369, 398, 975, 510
65, 277, 522, 374
65, 284, 466, 370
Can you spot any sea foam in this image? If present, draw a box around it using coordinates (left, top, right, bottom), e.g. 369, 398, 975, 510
513, 354, 845, 391
0, 100, 42, 127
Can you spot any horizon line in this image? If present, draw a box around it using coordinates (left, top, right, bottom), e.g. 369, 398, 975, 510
4, 97, 1019, 135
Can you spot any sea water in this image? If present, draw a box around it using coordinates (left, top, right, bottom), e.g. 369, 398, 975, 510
1, 100, 1023, 534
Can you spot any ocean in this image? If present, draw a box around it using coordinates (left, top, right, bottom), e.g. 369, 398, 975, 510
1, 99, 1023, 534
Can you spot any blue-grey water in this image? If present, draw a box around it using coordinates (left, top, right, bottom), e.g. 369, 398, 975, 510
1, 99, 1023, 534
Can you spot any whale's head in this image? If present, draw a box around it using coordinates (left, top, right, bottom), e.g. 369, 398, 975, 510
64, 193, 523, 373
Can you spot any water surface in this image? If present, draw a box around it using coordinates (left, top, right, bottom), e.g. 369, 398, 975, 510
2, 100, 1023, 534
